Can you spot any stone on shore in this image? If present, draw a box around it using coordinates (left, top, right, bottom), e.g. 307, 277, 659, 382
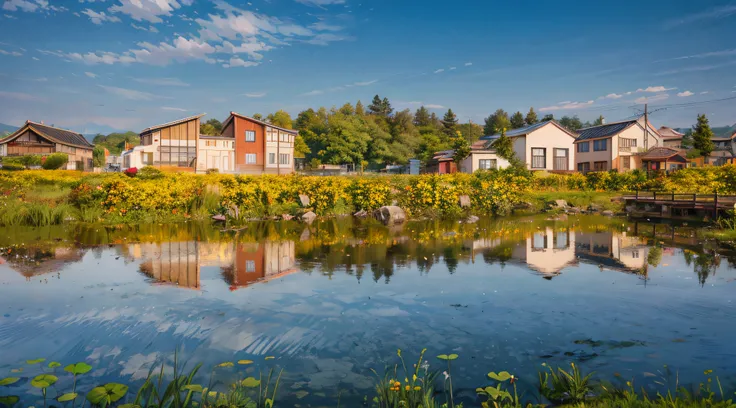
465, 215, 480, 224
302, 211, 317, 223
373, 206, 406, 226
354, 210, 368, 218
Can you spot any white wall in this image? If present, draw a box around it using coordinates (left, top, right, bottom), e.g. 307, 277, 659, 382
512, 135, 526, 163
197, 138, 235, 173
522, 124, 576, 171
460, 151, 510, 173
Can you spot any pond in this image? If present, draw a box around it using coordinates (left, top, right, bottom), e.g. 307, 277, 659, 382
1, 215, 735, 406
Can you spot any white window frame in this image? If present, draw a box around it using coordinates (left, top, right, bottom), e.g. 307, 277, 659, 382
245, 130, 255, 142
245, 153, 257, 164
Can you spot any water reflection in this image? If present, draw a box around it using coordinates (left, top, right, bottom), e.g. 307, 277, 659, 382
0, 217, 731, 288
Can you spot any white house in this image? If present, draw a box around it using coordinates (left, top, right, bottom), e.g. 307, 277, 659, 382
196, 135, 235, 173
479, 120, 577, 171
460, 140, 511, 172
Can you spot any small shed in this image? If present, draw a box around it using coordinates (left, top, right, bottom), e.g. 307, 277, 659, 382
641, 147, 687, 172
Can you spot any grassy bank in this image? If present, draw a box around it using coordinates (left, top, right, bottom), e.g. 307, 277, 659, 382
2, 165, 736, 227
2, 351, 733, 407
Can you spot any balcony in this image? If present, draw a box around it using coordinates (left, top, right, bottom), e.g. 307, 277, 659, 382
619, 146, 631, 153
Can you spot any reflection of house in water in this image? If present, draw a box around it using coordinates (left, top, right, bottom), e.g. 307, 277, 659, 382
1, 246, 85, 280
132, 241, 201, 289
575, 232, 649, 272
222, 241, 297, 290
513, 227, 578, 278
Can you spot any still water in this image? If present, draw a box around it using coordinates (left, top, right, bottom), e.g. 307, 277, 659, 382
1, 216, 735, 406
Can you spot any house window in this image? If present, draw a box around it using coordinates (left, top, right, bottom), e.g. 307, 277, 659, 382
620, 138, 637, 147
245, 153, 257, 164
632, 250, 640, 259
622, 156, 631, 170
246, 260, 255, 272
577, 162, 590, 173
279, 153, 290, 165
531, 148, 546, 169
594, 161, 607, 171
478, 159, 497, 170
532, 232, 548, 251
577, 142, 590, 153
594, 139, 607, 151
245, 130, 255, 142
269, 153, 276, 164
553, 148, 569, 170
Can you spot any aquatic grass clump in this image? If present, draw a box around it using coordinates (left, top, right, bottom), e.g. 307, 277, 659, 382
538, 362, 594, 405
371, 349, 445, 408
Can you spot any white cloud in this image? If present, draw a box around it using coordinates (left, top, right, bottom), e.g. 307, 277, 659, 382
301, 90, 324, 96
656, 60, 736, 76
222, 56, 258, 68
433, 69, 444, 74
82, 8, 120, 24
664, 5, 736, 29
0, 48, 22, 56
32, 56, 39, 60
353, 80, 377, 86
295, 0, 345, 6
2, 0, 65, 13
98, 85, 165, 100
161, 106, 188, 112
132, 77, 189, 86
132, 36, 217, 66
634, 93, 669, 104
302, 33, 353, 45
602, 93, 623, 99
671, 48, 736, 60
700, 91, 709, 94
216, 40, 272, 60
425, 104, 445, 109
0, 91, 47, 102
677, 90, 694, 97
243, 92, 266, 98
131, 23, 159, 32
84, 71, 98, 78
449, 67, 456, 70
636, 86, 676, 93
309, 21, 342, 31
464, 62, 472, 66
109, 0, 193, 23
539, 100, 595, 112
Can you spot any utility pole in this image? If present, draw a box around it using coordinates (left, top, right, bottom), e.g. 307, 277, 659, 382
643, 103, 649, 150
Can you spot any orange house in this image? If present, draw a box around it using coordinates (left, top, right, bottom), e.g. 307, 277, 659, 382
220, 112, 297, 174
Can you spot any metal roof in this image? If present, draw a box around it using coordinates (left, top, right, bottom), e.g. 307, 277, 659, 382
223, 112, 299, 135
479, 120, 575, 140
1, 121, 93, 149
575, 120, 638, 141
140, 114, 206, 134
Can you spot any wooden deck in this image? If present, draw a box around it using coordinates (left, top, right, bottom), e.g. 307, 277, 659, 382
623, 192, 736, 217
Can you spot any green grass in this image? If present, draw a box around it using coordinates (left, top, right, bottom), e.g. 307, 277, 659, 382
521, 191, 623, 212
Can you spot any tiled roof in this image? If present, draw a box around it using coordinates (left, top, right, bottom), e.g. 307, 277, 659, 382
140, 114, 206, 134
658, 126, 684, 138
640, 147, 684, 160
224, 112, 299, 135
479, 120, 572, 140
575, 120, 637, 141
0, 121, 94, 149
432, 150, 455, 161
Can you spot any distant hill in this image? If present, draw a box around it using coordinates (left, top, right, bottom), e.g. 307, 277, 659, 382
91, 131, 140, 155
676, 123, 736, 137
0, 123, 17, 136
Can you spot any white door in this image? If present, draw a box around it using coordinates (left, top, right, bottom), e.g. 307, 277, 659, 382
223, 156, 229, 171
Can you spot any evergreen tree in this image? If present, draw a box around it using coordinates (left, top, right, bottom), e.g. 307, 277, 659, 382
558, 115, 584, 131
681, 129, 694, 149
525, 107, 538, 125
414, 106, 431, 127
355, 100, 365, 116
339, 103, 355, 116
442, 109, 458, 134
692, 113, 715, 158
483, 109, 511, 135
542, 114, 554, 122
368, 95, 384, 115
492, 129, 514, 160
381, 97, 393, 117
510, 111, 525, 129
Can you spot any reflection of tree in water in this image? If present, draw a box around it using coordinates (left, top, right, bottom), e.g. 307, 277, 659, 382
647, 246, 663, 267
693, 251, 720, 287
443, 246, 459, 274
482, 246, 513, 268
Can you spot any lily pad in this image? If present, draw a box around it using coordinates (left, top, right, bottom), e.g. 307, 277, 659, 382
64, 362, 92, 375
241, 377, 261, 388
237, 360, 254, 365
48, 362, 61, 369
295, 390, 309, 399
0, 396, 19, 406
437, 354, 458, 361
488, 371, 511, 382
31, 374, 58, 389
58, 393, 78, 402
265, 356, 275, 360
26, 359, 46, 365
0, 378, 19, 387
216, 362, 234, 368
86, 383, 128, 405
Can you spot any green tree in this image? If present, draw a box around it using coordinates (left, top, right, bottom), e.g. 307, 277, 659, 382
414, 106, 431, 127
355, 100, 365, 116
451, 131, 471, 167
593, 115, 605, 126
458, 122, 483, 142
92, 146, 106, 168
200, 118, 222, 135
681, 129, 694, 149
558, 115, 584, 131
510, 111, 525, 129
525, 107, 538, 125
294, 135, 311, 158
252, 113, 264, 121
266, 110, 293, 129
368, 95, 393, 117
491, 129, 514, 160
92, 131, 139, 155
542, 114, 554, 122
339, 103, 355, 116
442, 109, 458, 135
692, 113, 715, 159
42, 153, 69, 170
483, 109, 510, 135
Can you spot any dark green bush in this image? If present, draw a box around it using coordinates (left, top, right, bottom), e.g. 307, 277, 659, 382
41, 153, 69, 170
1, 162, 26, 171
138, 166, 164, 180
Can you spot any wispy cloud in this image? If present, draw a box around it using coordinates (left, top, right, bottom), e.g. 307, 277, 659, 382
295, 0, 345, 7
700, 91, 709, 94
98, 85, 169, 100
243, 92, 266, 98
425, 104, 445, 109
600, 93, 623, 99
663, 5, 736, 29
656, 60, 736, 75
539, 100, 594, 112
301, 89, 324, 96
0, 91, 47, 102
84, 72, 98, 78
131, 23, 159, 33
677, 90, 694, 97
109, 0, 194, 23
464, 62, 472, 66
634, 93, 670, 104
132, 77, 189, 86
222, 56, 259, 68
81, 8, 121, 25
161, 106, 188, 112
670, 48, 736, 60
353, 80, 377, 86
433, 69, 444, 74
637, 86, 676, 93
2, 0, 66, 13
0, 48, 22, 56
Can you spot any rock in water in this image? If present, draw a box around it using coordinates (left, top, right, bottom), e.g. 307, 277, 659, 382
302, 211, 317, 223
554, 199, 568, 208
373, 206, 406, 225
282, 214, 294, 221
212, 214, 227, 222
602, 210, 614, 216
465, 215, 480, 224
354, 210, 368, 218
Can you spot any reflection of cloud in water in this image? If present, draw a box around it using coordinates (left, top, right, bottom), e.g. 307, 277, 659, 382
119, 352, 161, 380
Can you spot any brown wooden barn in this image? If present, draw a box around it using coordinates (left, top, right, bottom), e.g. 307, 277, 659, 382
0, 121, 94, 170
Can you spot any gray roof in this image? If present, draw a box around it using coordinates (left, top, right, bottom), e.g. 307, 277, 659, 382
140, 114, 206, 134
0, 121, 93, 149
480, 120, 573, 140
575, 120, 637, 141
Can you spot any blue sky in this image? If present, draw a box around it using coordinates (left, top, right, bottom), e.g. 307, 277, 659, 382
0, 0, 735, 134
